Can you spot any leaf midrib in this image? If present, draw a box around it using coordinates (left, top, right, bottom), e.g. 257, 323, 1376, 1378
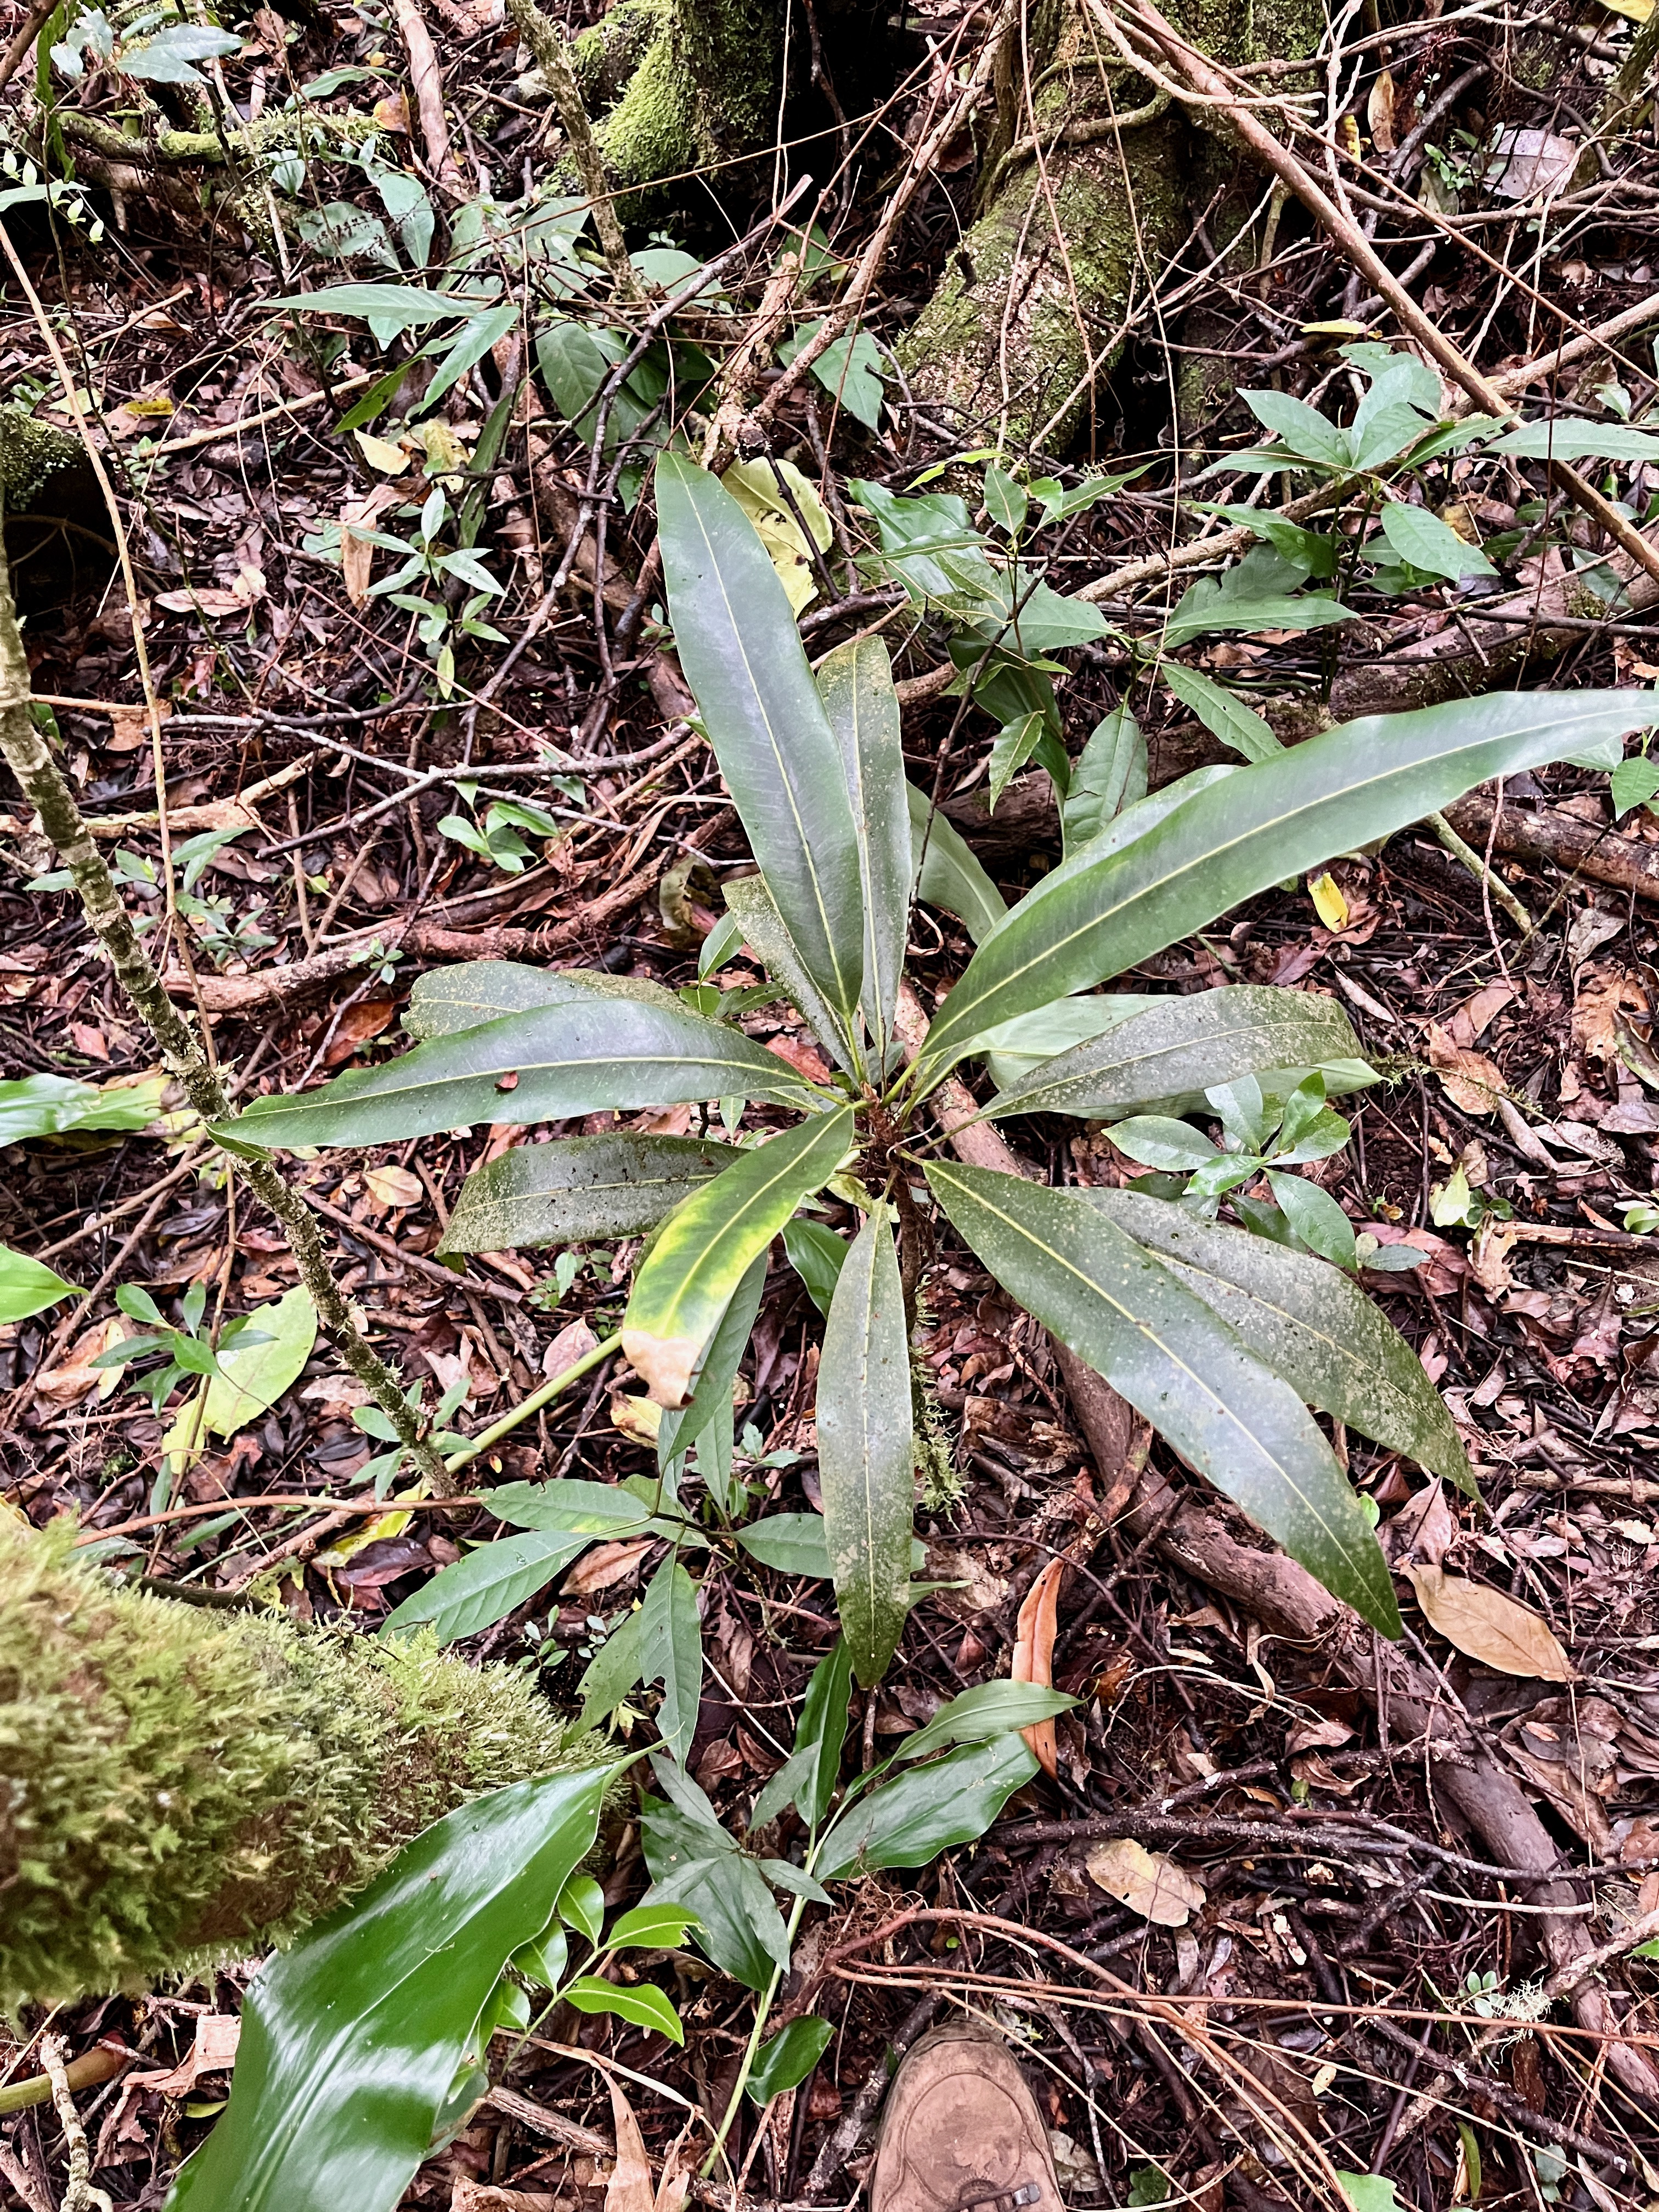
934, 1166, 1363, 1572
927, 702, 1615, 1062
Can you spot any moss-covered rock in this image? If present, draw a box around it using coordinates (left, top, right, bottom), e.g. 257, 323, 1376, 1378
0, 1516, 599, 2007
0, 410, 83, 510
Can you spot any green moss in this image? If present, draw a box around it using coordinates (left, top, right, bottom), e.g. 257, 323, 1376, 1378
591, 25, 698, 199
571, 0, 670, 106
0, 410, 82, 509
0, 1517, 599, 2007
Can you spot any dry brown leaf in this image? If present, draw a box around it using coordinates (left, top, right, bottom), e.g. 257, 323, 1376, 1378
1365, 67, 1396, 151
341, 482, 404, 606
1085, 1837, 1206, 1926
1573, 963, 1649, 1065
1426, 1022, 1504, 1116
363, 1164, 422, 1214
1386, 1477, 1456, 1568
1011, 1555, 1064, 1778
1285, 1715, 1354, 1754
605, 2077, 654, 2212
453, 2185, 561, 2211
1403, 1564, 1574, 1680
652, 2122, 697, 2212
131, 2013, 240, 2096
562, 1537, 654, 1595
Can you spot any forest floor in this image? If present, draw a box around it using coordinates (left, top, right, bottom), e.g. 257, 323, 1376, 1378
4, 0, 1659, 2207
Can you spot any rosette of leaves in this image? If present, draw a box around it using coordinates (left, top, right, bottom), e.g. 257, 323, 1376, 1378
218, 454, 1659, 1678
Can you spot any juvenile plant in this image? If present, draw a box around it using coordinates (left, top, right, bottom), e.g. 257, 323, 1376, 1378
218, 453, 1659, 1680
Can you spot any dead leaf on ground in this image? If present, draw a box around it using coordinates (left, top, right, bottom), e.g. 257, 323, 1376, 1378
1011, 1555, 1064, 1778
341, 482, 404, 606
1426, 1022, 1505, 1115
453, 2186, 562, 2212
1448, 980, 1516, 1042
604, 2076, 654, 2212
1289, 1752, 1367, 1796
543, 1317, 599, 1378
1085, 1837, 1206, 1926
1403, 1564, 1574, 1679
131, 2013, 240, 2096
363, 1164, 422, 1214
1573, 963, 1649, 1065
562, 1537, 654, 1596
1385, 1477, 1456, 1568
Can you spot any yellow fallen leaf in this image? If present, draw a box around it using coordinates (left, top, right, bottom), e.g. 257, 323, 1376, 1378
1599, 0, 1652, 20
1367, 68, 1396, 154
611, 1391, 663, 1444
1085, 1837, 1206, 1926
1339, 114, 1363, 159
721, 458, 833, 616
1403, 1564, 1574, 1680
355, 430, 410, 475
364, 1164, 423, 1212
1308, 871, 1349, 930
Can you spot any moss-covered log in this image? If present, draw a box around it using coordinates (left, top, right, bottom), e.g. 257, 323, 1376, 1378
898, 0, 1323, 452
0, 1517, 596, 2009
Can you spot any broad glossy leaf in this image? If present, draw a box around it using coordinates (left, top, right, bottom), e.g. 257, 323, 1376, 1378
169, 1767, 612, 2212
0, 1245, 75, 1323
0, 1071, 167, 1143
639, 1557, 703, 1769
441, 1133, 738, 1254
562, 1976, 685, 2044
639, 1767, 789, 1990
893, 1681, 1075, 1764
556, 1872, 606, 1944
403, 961, 680, 1039
986, 986, 1365, 1120
1241, 388, 1351, 469
1062, 707, 1146, 854
482, 1478, 693, 1539
970, 993, 1163, 1094
820, 636, 911, 1060
607, 1902, 701, 1949
623, 1109, 854, 1406
794, 1638, 854, 1826
1490, 420, 1659, 462
657, 454, 864, 1028
815, 1735, 1037, 1880
218, 999, 820, 1151
1075, 1188, 1474, 1494
195, 1285, 317, 1433
1161, 662, 1282, 763
782, 1216, 847, 1318
747, 2017, 833, 2103
918, 691, 1659, 1074
736, 1513, 831, 1577
926, 1161, 1399, 1632
657, 1252, 767, 1476
1379, 501, 1494, 582
1263, 1168, 1357, 1267
908, 783, 1006, 943
723, 874, 854, 1071
380, 1531, 586, 1644
818, 1212, 914, 1686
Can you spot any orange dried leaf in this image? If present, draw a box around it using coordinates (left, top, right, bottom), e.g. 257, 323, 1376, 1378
1011, 1555, 1064, 1777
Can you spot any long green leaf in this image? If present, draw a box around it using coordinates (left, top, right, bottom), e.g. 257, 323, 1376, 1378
926, 1161, 1399, 1632
986, 986, 1365, 1119
656, 454, 865, 1029
380, 1531, 586, 1644
639, 1556, 703, 1768
907, 783, 1005, 942
482, 1479, 699, 1539
656, 1251, 768, 1476
1078, 1188, 1475, 1494
0, 1245, 75, 1323
918, 691, 1659, 1073
817, 1212, 914, 1686
723, 874, 855, 1072
403, 961, 681, 1039
217, 1000, 821, 1151
623, 1109, 854, 1405
441, 1134, 738, 1254
819, 636, 911, 1063
815, 1735, 1037, 1880
169, 1767, 612, 2212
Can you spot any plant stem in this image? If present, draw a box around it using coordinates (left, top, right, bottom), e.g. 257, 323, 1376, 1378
1428, 808, 1535, 934
701, 1886, 811, 2179
503, 0, 640, 301
442, 1332, 621, 1475
0, 511, 453, 1495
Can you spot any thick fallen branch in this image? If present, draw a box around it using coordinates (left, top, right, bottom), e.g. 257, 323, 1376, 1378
1444, 788, 1659, 904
